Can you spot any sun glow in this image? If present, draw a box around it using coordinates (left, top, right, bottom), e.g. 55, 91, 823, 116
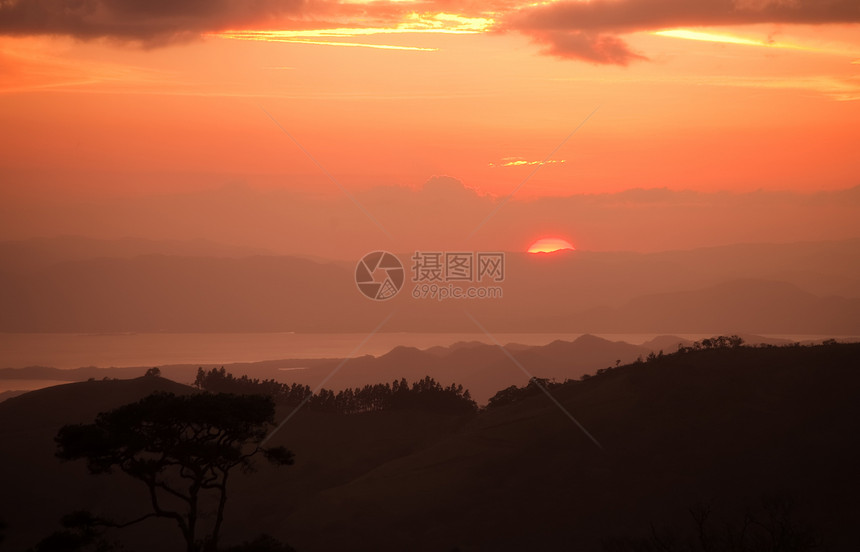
527, 238, 575, 254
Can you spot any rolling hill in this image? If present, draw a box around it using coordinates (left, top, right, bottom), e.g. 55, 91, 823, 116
0, 342, 858, 551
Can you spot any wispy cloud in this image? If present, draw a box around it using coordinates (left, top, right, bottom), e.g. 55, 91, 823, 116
215, 33, 437, 51
488, 157, 567, 168
655, 29, 772, 47
654, 28, 860, 57
212, 13, 491, 50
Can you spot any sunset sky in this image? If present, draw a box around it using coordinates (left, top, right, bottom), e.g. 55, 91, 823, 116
1, 0, 859, 255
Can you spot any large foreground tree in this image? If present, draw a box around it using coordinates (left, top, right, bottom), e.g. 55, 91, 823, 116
55, 392, 294, 552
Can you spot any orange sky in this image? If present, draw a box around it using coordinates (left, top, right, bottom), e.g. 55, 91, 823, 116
1, 1, 859, 253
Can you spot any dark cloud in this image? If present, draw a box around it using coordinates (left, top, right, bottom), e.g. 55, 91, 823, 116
1, 0, 858, 59
531, 30, 648, 65
0, 0, 509, 43
506, 0, 860, 65
510, 0, 860, 33
0, 0, 307, 43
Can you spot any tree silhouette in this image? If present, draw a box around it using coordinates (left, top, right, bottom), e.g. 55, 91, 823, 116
55, 392, 294, 552
193, 368, 477, 415
487, 377, 561, 408
683, 335, 745, 353
193, 367, 312, 408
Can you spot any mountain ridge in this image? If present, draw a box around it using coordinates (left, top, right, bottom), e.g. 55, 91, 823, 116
1, 343, 858, 551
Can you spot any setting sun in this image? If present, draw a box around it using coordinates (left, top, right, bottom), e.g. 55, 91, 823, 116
527, 238, 575, 254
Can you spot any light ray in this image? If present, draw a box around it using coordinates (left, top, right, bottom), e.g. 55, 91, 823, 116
212, 12, 494, 50
654, 29, 854, 56
655, 29, 765, 47
225, 36, 437, 51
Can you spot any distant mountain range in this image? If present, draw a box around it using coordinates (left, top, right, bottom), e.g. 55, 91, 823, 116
1, 342, 858, 551
1, 333, 803, 403
0, 236, 272, 272
0, 236, 858, 333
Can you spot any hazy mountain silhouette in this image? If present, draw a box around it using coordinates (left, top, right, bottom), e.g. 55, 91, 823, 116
576, 279, 860, 333
0, 254, 364, 332
272, 334, 650, 403
5, 183, 859, 259
0, 343, 858, 551
0, 334, 828, 403
0, 335, 668, 404
0, 389, 27, 402
0, 236, 271, 272
1, 239, 858, 333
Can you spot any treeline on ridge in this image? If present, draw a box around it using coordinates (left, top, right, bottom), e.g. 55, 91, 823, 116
193, 367, 477, 414
486, 336, 849, 409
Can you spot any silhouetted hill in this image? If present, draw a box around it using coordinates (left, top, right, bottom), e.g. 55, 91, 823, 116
268, 342, 860, 551
0, 343, 858, 551
1, 334, 837, 404
638, 333, 792, 352
221, 334, 653, 403
0, 389, 27, 402
0, 365, 146, 382
640, 334, 695, 351
0, 376, 469, 551
0, 335, 652, 403
0, 376, 193, 430
0, 376, 196, 550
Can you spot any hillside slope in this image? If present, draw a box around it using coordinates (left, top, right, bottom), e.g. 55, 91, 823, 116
0, 344, 858, 551
262, 343, 860, 551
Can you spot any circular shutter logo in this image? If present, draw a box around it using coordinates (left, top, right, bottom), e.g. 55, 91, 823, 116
355, 251, 405, 301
